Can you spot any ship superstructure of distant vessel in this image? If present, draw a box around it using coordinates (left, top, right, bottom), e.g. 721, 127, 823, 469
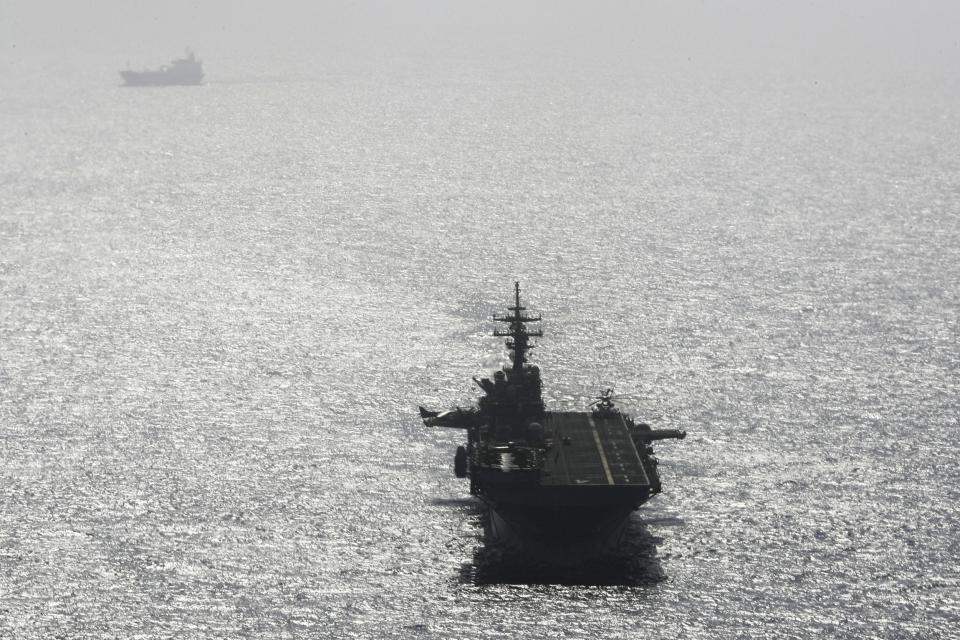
120, 51, 203, 86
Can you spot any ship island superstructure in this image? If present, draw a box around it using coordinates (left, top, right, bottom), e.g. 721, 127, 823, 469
420, 283, 685, 556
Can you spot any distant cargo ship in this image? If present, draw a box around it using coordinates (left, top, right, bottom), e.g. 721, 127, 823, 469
120, 51, 203, 86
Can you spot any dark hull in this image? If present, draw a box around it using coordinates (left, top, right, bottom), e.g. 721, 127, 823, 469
120, 70, 203, 86
476, 475, 654, 562
483, 501, 640, 563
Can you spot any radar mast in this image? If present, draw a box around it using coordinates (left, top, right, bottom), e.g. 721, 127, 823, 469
493, 282, 543, 371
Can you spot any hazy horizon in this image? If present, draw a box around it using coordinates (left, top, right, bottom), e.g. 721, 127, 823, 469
3, 0, 959, 86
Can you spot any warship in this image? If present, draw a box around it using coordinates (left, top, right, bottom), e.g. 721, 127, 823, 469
420, 283, 685, 558
120, 51, 203, 86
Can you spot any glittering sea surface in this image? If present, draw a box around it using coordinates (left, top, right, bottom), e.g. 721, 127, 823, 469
2, 39, 959, 639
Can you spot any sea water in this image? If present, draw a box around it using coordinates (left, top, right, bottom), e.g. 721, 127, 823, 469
1, 36, 958, 640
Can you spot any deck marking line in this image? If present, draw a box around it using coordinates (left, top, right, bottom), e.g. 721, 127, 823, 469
588, 416, 615, 485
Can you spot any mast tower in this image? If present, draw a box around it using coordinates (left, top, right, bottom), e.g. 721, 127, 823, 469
493, 282, 543, 371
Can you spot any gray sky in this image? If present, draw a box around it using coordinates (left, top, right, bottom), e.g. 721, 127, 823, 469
2, 0, 959, 83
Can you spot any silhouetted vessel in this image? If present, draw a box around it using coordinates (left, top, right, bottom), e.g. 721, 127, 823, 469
120, 51, 203, 86
420, 283, 685, 560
